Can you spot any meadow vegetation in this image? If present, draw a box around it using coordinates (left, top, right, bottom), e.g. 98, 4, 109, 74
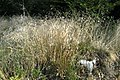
0, 15, 119, 80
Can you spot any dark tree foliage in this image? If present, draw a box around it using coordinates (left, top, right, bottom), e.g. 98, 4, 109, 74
0, 0, 120, 19
64, 0, 120, 18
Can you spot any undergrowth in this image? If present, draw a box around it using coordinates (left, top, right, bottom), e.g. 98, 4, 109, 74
0, 16, 119, 80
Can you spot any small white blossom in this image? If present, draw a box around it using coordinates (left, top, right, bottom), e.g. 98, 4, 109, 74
78, 58, 97, 74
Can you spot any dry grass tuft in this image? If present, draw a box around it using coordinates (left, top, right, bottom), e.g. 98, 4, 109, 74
0, 16, 119, 79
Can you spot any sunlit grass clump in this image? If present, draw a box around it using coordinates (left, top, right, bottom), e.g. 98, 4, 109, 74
0, 16, 119, 80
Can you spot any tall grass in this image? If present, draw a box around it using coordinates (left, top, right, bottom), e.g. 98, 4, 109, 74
0, 16, 119, 80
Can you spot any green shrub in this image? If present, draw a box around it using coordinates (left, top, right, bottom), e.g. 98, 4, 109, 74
64, 0, 119, 18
